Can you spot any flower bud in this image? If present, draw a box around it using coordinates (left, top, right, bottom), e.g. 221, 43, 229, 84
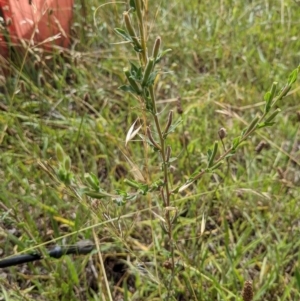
218, 127, 227, 140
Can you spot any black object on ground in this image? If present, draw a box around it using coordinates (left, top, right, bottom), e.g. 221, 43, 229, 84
0, 240, 95, 268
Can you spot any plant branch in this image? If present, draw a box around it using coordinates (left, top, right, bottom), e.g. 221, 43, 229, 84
176, 77, 298, 190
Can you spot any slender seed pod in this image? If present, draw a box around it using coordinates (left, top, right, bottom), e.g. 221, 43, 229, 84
176, 97, 183, 114
165, 146, 171, 162
163, 110, 173, 137
147, 127, 161, 150
20, 80, 26, 93
152, 36, 161, 60
84, 93, 90, 103
255, 141, 267, 154
142, 58, 155, 86
123, 12, 141, 49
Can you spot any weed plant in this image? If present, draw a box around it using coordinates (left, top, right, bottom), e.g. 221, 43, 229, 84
81, 1, 299, 299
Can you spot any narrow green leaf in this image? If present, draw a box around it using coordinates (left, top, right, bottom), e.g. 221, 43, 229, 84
64, 256, 79, 285
257, 122, 276, 129
114, 28, 132, 42
269, 81, 277, 101
155, 48, 172, 64
119, 85, 137, 94
146, 71, 158, 86
124, 179, 141, 189
83, 189, 114, 199
264, 85, 275, 114
232, 136, 240, 149
264, 108, 281, 123
130, 62, 142, 79
124, 68, 142, 94
142, 58, 155, 86
277, 82, 293, 100
84, 173, 99, 190
211, 161, 223, 170
287, 69, 298, 85
294, 268, 300, 290
244, 115, 259, 136
264, 91, 271, 102
264, 91, 272, 114
207, 148, 212, 161
208, 141, 218, 168
224, 152, 235, 159
129, 0, 136, 10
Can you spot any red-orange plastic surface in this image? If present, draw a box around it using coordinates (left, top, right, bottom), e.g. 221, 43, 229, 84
0, 0, 73, 58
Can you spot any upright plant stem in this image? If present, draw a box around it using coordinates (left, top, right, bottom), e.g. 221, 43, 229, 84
149, 85, 175, 300
134, 1, 175, 297
135, 0, 147, 65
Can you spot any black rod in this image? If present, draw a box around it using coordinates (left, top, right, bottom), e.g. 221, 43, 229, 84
0, 240, 95, 268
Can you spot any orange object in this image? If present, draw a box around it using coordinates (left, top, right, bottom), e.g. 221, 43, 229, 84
0, 0, 73, 58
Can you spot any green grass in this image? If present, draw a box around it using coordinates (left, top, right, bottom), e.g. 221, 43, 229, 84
1, 0, 300, 300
